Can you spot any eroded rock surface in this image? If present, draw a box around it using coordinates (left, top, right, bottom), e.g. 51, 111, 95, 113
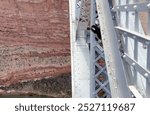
0, 0, 71, 97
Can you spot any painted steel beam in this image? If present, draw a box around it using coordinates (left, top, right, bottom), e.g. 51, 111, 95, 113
113, 1, 150, 12
115, 26, 150, 43
90, 0, 111, 98
123, 54, 150, 80
69, 0, 91, 98
128, 86, 143, 98
96, 0, 131, 98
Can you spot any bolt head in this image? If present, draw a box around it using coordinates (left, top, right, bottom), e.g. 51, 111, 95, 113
118, 40, 121, 43
147, 3, 150, 9
112, 16, 115, 19
133, 5, 137, 10
122, 55, 126, 58
132, 63, 135, 66
144, 73, 149, 78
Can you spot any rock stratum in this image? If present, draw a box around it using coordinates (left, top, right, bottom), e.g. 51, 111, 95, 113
0, 0, 71, 97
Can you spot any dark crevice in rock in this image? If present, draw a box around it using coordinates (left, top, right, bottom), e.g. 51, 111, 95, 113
0, 73, 71, 98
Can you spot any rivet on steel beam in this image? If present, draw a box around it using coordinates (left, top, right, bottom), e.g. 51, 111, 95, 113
112, 16, 115, 20
111, 7, 115, 11
124, 6, 128, 10
133, 5, 137, 10
144, 73, 149, 78
132, 63, 135, 66
122, 55, 126, 58
147, 3, 150, 9
118, 40, 121, 43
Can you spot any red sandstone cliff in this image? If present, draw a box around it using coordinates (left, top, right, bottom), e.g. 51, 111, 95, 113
0, 0, 71, 97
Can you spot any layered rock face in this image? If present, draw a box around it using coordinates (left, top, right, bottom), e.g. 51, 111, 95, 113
0, 0, 71, 97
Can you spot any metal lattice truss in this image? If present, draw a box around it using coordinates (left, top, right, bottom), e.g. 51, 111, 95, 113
94, 43, 111, 98
76, 0, 91, 30
90, 1, 111, 98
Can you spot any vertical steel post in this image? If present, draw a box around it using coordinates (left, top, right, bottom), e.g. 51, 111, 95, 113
125, 0, 129, 53
69, 0, 91, 98
90, 0, 96, 98
146, 8, 150, 97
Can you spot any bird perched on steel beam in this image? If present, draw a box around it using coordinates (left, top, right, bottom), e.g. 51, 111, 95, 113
91, 24, 101, 40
